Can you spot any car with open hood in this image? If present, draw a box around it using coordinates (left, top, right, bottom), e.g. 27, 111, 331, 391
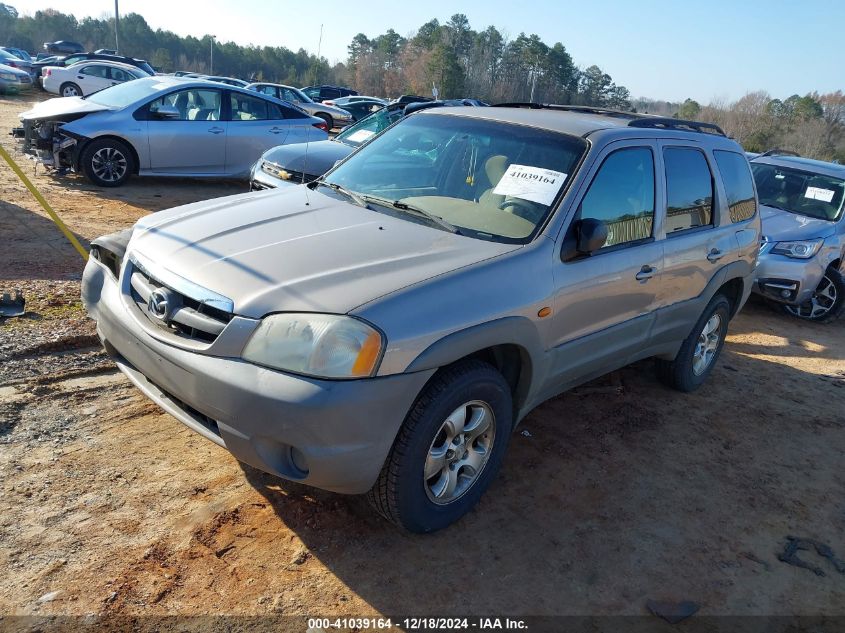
82, 105, 759, 532
14, 75, 329, 187
750, 151, 845, 321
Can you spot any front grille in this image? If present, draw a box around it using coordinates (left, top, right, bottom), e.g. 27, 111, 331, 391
127, 260, 233, 344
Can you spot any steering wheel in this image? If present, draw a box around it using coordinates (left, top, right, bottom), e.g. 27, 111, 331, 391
499, 197, 542, 222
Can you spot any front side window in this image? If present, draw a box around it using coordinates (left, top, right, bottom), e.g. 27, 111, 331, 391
109, 67, 132, 82
578, 147, 655, 248
324, 114, 587, 243
664, 148, 714, 234
751, 162, 844, 222
148, 88, 222, 121
714, 150, 757, 223
257, 85, 277, 98
281, 88, 305, 103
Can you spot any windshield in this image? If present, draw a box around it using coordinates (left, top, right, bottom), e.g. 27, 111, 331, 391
86, 78, 165, 108
324, 113, 587, 243
335, 106, 402, 147
751, 162, 844, 221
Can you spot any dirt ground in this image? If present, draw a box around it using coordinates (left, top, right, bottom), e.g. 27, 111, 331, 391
1, 91, 844, 629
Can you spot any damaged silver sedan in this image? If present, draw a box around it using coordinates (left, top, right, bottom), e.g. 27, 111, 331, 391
13, 76, 329, 187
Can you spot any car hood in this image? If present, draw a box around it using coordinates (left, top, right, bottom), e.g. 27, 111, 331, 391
19, 96, 111, 121
262, 139, 353, 176
760, 204, 835, 242
129, 186, 518, 318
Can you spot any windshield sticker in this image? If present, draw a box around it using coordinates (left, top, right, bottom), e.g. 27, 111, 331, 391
346, 129, 375, 143
804, 187, 835, 203
492, 164, 567, 206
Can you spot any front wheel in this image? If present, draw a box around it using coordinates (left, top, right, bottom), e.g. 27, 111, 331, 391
657, 294, 731, 392
80, 138, 134, 187
783, 267, 845, 323
368, 360, 513, 533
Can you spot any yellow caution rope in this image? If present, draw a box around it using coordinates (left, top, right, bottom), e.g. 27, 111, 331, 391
0, 143, 88, 261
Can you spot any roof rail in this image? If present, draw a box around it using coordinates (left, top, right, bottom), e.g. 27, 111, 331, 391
493, 102, 642, 120
759, 148, 800, 158
627, 117, 726, 136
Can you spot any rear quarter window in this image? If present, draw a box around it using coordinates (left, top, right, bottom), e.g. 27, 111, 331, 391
714, 150, 757, 223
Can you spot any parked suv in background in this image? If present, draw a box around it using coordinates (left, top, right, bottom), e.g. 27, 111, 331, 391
82, 106, 759, 532
751, 151, 845, 322
302, 84, 358, 102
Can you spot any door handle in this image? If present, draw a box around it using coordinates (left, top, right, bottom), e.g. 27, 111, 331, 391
635, 265, 656, 281
208, 127, 224, 134
269, 126, 284, 134
77, 75, 84, 79
707, 248, 724, 263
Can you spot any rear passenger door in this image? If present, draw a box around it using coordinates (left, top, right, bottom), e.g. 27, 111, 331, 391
224, 92, 291, 176
656, 143, 737, 312
547, 141, 664, 392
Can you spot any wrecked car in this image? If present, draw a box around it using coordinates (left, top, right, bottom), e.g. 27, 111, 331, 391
13, 76, 329, 187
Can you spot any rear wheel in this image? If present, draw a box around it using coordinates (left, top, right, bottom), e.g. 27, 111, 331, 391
316, 113, 333, 131
368, 360, 513, 533
60, 82, 81, 97
80, 138, 134, 187
657, 294, 731, 392
782, 267, 845, 323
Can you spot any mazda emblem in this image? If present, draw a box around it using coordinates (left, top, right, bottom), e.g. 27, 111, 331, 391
148, 289, 170, 321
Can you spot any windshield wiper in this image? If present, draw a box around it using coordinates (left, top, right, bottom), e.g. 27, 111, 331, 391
316, 181, 369, 209
361, 195, 461, 235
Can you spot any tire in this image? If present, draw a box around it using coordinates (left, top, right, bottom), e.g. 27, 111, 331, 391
781, 267, 845, 323
60, 82, 81, 97
80, 137, 134, 187
316, 113, 333, 130
657, 294, 731, 393
368, 359, 513, 533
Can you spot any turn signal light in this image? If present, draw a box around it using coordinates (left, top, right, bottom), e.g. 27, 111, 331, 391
313, 121, 329, 132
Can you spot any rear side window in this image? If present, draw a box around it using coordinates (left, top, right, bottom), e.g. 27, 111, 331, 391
81, 65, 108, 78
664, 148, 714, 234
579, 147, 656, 248
714, 150, 757, 223
230, 93, 273, 120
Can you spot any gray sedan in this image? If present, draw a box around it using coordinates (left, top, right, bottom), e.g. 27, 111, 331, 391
16, 76, 329, 187
0, 62, 34, 93
247, 82, 353, 130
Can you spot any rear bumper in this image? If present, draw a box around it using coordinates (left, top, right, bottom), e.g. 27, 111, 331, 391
82, 256, 434, 494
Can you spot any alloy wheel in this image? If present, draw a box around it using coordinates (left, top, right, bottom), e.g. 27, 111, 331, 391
692, 313, 722, 376
424, 400, 496, 505
785, 274, 838, 320
91, 147, 128, 183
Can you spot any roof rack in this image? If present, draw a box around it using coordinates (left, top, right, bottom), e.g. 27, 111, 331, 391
627, 117, 726, 136
759, 148, 800, 157
493, 102, 641, 120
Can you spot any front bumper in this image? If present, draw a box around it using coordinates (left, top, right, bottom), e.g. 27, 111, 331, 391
753, 250, 826, 305
81, 256, 434, 494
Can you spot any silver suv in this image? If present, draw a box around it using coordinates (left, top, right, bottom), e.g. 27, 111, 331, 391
82, 105, 760, 532
750, 151, 845, 322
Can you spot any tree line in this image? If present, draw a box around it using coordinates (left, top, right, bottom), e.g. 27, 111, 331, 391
3, 5, 842, 162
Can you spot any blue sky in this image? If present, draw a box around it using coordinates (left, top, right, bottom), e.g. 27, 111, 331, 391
17, 0, 844, 102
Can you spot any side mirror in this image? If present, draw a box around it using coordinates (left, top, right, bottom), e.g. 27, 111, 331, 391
561, 218, 608, 262
151, 104, 180, 119
577, 218, 609, 253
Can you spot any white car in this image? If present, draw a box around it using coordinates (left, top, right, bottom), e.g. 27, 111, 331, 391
42, 60, 150, 97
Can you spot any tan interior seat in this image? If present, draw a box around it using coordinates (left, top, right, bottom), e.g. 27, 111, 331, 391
478, 155, 508, 207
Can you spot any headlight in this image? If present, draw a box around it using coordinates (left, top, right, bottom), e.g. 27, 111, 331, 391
770, 239, 823, 259
242, 313, 384, 378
